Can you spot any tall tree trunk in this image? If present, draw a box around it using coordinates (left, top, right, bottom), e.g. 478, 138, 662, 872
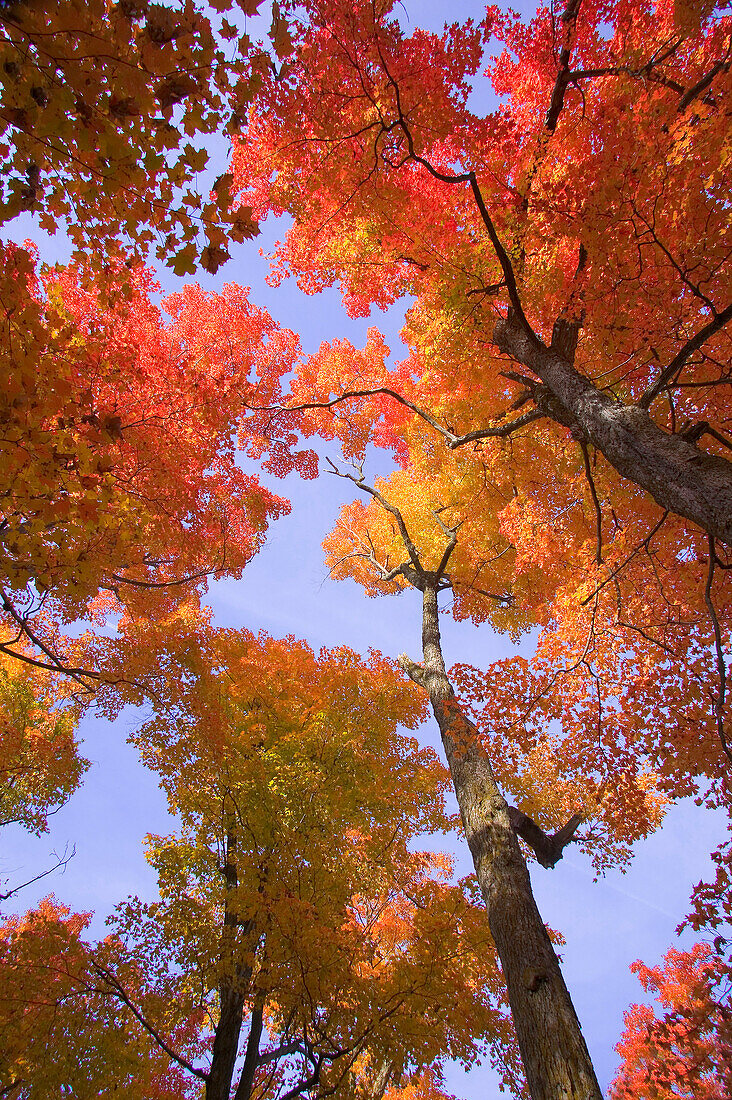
402, 584, 602, 1100
494, 314, 732, 546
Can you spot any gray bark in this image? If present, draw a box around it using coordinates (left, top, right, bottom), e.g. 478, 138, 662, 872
494, 315, 732, 546
402, 584, 602, 1100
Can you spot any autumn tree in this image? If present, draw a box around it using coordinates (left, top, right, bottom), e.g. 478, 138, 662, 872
2, 613, 524, 1100
320, 468, 604, 1098
236, 0, 732, 539
0, 2, 322, 687
1, 0, 729, 1095
227, 0, 732, 1094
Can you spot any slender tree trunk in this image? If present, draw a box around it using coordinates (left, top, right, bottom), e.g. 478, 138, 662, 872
206, 824, 255, 1100
233, 1002, 264, 1100
494, 314, 732, 546
407, 584, 602, 1100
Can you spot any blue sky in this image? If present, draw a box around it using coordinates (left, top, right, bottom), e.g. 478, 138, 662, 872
2, 1, 729, 1095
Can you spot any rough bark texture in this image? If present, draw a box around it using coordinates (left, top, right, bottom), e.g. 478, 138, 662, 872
494, 315, 732, 546
409, 585, 602, 1100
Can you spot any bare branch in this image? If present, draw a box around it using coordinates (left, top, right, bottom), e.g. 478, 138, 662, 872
680, 421, 732, 453
326, 459, 425, 579
677, 38, 732, 113
580, 512, 669, 606
447, 407, 547, 448
544, 0, 584, 133
431, 510, 459, 581
245, 388, 544, 450
507, 806, 585, 869
0, 844, 75, 903
639, 301, 732, 409
703, 536, 732, 766
280, 1055, 323, 1100
1, 592, 101, 689
580, 442, 603, 564
397, 653, 426, 686
90, 960, 209, 1082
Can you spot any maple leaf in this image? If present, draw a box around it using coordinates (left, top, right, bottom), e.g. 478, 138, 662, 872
0, 0, 282, 271
200, 243, 230, 273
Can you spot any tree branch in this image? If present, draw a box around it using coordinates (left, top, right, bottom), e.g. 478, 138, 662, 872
639, 301, 732, 409
703, 536, 732, 766
90, 960, 208, 1082
397, 653, 427, 687
0, 843, 75, 902
1, 592, 101, 689
507, 806, 584, 868
677, 38, 732, 113
580, 442, 603, 564
326, 459, 425, 580
245, 388, 544, 449
493, 314, 732, 545
544, 0, 584, 133
233, 1002, 264, 1100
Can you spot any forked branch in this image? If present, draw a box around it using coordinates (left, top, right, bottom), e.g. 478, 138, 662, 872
507, 806, 584, 869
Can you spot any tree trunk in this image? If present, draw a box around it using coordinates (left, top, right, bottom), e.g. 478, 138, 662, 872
207, 985, 247, 1100
494, 314, 732, 546
206, 824, 256, 1100
408, 584, 602, 1100
233, 1003, 264, 1100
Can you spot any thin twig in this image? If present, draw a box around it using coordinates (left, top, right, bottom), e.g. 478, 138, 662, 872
0, 844, 75, 902
326, 458, 425, 580
639, 301, 732, 409
580, 442, 603, 563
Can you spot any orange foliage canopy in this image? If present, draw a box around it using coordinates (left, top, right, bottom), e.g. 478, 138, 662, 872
2, 615, 525, 1098
0, 898, 197, 1099
232, 0, 732, 874
0, 241, 314, 683
610, 940, 732, 1100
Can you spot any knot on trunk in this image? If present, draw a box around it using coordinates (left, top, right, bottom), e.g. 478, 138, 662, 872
492, 315, 582, 436
523, 965, 550, 992
551, 316, 581, 363
493, 312, 526, 355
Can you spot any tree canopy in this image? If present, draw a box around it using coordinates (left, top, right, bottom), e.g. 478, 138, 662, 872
1, 0, 730, 1097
